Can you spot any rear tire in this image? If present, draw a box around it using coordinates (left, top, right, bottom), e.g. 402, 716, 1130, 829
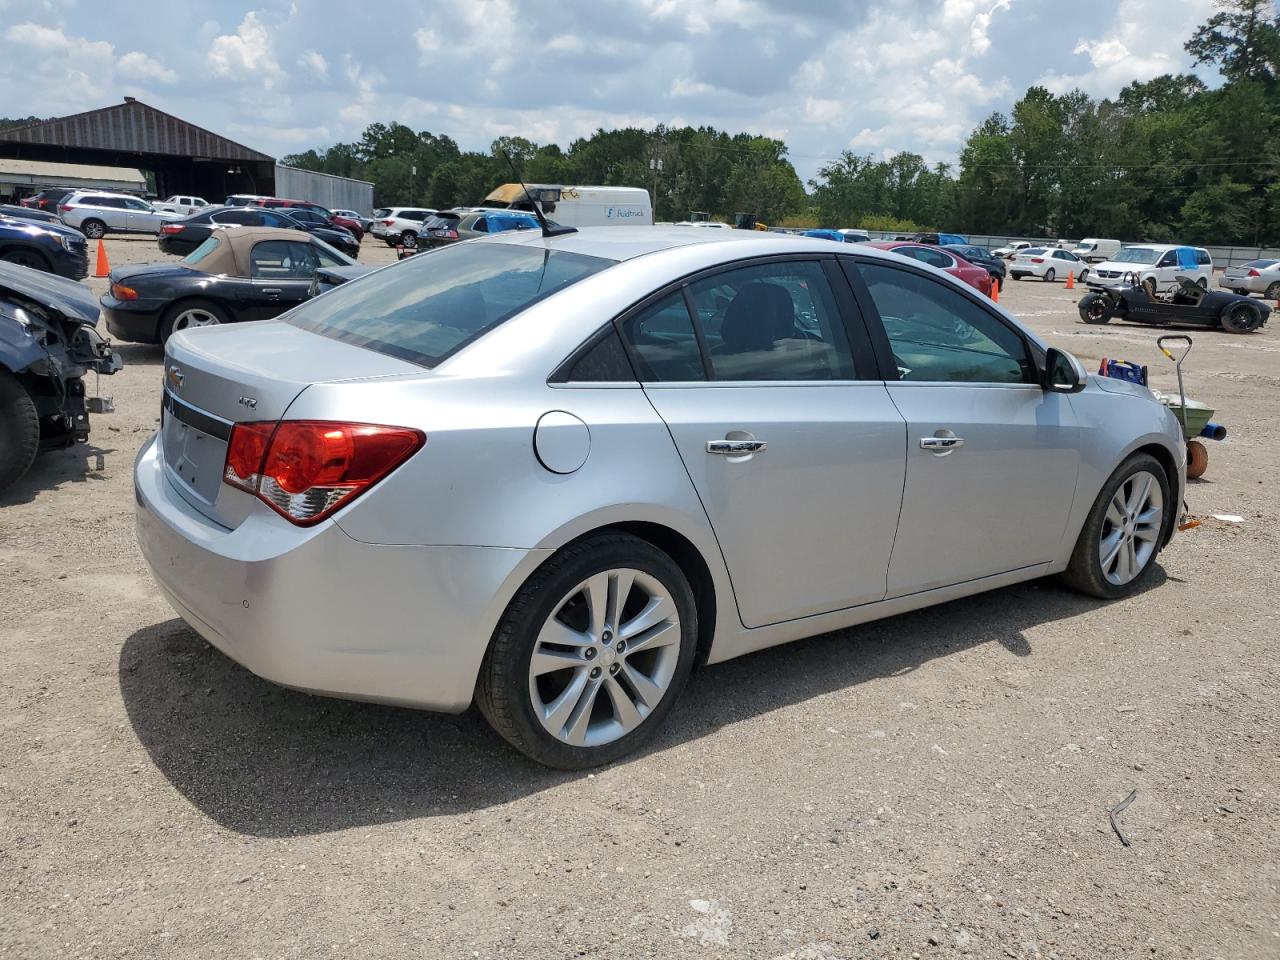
159, 298, 230, 343
1060, 453, 1169, 600
1197, 277, 1208, 289
476, 532, 698, 769
1220, 301, 1263, 334
1044, 268, 1056, 283
80, 219, 106, 240
0, 373, 40, 494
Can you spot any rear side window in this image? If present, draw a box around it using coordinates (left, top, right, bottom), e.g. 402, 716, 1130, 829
1195, 249, 1212, 266
619, 293, 706, 382
183, 236, 221, 265
288, 243, 612, 368
211, 209, 263, 226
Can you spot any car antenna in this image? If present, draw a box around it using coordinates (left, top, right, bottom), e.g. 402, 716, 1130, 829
500, 150, 576, 238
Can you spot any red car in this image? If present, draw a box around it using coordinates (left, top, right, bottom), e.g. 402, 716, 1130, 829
869, 241, 993, 297
251, 198, 364, 242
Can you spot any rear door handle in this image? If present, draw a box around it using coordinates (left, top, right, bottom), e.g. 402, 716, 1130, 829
920, 436, 964, 451
707, 440, 767, 455
262, 288, 282, 296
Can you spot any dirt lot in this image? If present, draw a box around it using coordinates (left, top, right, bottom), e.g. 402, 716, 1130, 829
2, 237, 1277, 960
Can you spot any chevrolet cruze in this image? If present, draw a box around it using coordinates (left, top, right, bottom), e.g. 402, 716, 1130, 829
134, 227, 1185, 768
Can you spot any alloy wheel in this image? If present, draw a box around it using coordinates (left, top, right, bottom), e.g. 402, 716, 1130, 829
528, 568, 681, 748
1044, 268, 1055, 282
171, 307, 221, 332
1098, 470, 1163, 586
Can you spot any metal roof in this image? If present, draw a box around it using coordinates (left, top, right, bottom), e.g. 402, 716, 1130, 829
0, 98, 274, 163
0, 158, 145, 189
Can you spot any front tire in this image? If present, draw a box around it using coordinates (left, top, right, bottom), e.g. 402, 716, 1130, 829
1078, 293, 1112, 324
1265, 282, 1280, 301
1060, 453, 1169, 600
0, 373, 40, 493
1078, 268, 1089, 283
476, 532, 697, 769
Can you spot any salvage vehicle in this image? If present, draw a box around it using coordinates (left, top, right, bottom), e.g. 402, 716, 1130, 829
59, 191, 183, 239
992, 240, 1032, 259
1219, 258, 1280, 300
0, 204, 63, 225
134, 227, 1186, 769
101, 227, 356, 343
369, 207, 436, 247
1009, 246, 1085, 282
251, 199, 365, 241
0, 262, 121, 492
1079, 275, 1269, 334
943, 243, 1007, 290
19, 187, 74, 211
420, 209, 540, 248
1088, 244, 1212, 293
483, 184, 653, 228
153, 195, 210, 216
308, 263, 374, 298
0, 214, 91, 279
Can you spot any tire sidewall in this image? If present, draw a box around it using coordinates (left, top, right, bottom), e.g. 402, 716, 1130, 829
1066, 453, 1170, 600
479, 534, 698, 769
1221, 302, 1260, 334
81, 220, 106, 240
0, 373, 40, 493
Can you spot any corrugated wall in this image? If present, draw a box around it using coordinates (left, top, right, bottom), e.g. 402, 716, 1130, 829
274, 165, 375, 216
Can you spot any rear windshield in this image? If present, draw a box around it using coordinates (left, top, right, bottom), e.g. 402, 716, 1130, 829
183, 236, 221, 265
1245, 259, 1277, 268
287, 242, 612, 367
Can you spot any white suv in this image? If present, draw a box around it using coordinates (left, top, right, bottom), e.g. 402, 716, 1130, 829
59, 191, 183, 239
370, 207, 436, 246
1089, 245, 1213, 293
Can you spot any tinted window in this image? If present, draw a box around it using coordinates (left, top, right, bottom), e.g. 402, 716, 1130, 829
472, 217, 489, 233
1157, 251, 1177, 267
898, 246, 953, 269
250, 240, 320, 279
1195, 249, 1212, 266
402, 211, 429, 221
211, 209, 263, 226
688, 261, 856, 381
288, 243, 611, 368
618, 293, 705, 382
562, 329, 635, 382
858, 263, 1031, 384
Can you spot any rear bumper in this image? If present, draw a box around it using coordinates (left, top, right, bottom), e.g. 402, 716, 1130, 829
1218, 275, 1263, 293
133, 433, 546, 712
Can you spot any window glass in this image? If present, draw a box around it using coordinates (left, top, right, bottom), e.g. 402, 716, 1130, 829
1157, 251, 1177, 267
1195, 249, 1212, 266
182, 236, 222, 266
472, 217, 489, 233
125, 198, 150, 210
288, 243, 611, 368
687, 261, 856, 381
858, 263, 1032, 384
898, 246, 952, 269
250, 240, 319, 279
308, 239, 349, 268
618, 293, 705, 382
212, 209, 261, 226
564, 329, 635, 382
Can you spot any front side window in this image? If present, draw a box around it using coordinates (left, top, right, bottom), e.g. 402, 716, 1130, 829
687, 260, 856, 381
858, 262, 1031, 384
250, 240, 318, 279
288, 243, 611, 368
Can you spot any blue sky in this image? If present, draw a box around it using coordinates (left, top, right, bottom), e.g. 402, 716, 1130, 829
0, 0, 1220, 182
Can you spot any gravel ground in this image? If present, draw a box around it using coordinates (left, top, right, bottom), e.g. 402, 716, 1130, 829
2, 237, 1277, 959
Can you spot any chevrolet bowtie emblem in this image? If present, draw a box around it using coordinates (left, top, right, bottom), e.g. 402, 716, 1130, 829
166, 365, 184, 390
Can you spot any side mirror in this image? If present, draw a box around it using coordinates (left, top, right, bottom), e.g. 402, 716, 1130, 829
1043, 347, 1087, 393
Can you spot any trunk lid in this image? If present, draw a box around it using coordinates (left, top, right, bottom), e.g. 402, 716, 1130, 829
159, 321, 425, 527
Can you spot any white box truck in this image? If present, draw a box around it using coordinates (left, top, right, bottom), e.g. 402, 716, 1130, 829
482, 184, 652, 227
1073, 238, 1122, 262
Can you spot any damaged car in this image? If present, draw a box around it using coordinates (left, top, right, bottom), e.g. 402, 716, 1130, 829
0, 262, 122, 492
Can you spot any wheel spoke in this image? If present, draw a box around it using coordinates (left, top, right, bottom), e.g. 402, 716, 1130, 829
1126, 474, 1153, 514
1100, 529, 1125, 570
607, 569, 635, 636
1105, 497, 1127, 528
536, 617, 592, 649
1124, 537, 1139, 576
584, 573, 609, 639
531, 648, 584, 677
620, 594, 676, 641
604, 676, 644, 732
542, 668, 590, 734
1113, 537, 1132, 581
563, 677, 604, 746
622, 662, 665, 710
623, 619, 680, 656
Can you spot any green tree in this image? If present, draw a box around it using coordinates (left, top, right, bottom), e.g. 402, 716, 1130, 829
1185, 0, 1280, 82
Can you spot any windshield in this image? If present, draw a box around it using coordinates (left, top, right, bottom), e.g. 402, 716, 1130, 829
1112, 247, 1162, 265
288, 242, 612, 368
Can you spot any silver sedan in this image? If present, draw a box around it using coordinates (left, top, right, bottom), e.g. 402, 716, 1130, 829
135, 228, 1186, 768
1219, 258, 1280, 299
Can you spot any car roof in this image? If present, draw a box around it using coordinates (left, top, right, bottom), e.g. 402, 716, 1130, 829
485, 224, 826, 262
182, 227, 324, 276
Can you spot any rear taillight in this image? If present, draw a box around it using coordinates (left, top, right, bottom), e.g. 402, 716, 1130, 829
1031, 257, 1044, 263
1247, 268, 1260, 277
445, 229, 458, 239
160, 224, 184, 234
381, 219, 395, 226
110, 282, 138, 301
223, 420, 425, 525
59, 204, 73, 213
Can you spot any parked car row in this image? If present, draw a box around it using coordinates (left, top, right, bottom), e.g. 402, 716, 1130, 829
157, 205, 361, 259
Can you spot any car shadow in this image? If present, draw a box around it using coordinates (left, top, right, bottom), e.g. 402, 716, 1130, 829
0, 441, 118, 506
114, 342, 164, 366
119, 570, 1165, 837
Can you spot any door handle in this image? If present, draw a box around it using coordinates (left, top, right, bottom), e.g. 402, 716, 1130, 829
707, 440, 767, 455
262, 288, 282, 296
920, 436, 964, 451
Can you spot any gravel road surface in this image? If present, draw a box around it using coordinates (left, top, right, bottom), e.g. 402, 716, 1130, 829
2, 237, 1277, 959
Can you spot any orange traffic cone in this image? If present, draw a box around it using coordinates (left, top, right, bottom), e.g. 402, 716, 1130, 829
990, 278, 1000, 303
93, 239, 110, 278
1065, 270, 1075, 289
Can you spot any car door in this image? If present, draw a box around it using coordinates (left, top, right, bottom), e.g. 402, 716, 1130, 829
123, 197, 158, 232
847, 259, 1081, 597
244, 239, 318, 320
88, 197, 127, 231
619, 257, 907, 628
1154, 249, 1180, 289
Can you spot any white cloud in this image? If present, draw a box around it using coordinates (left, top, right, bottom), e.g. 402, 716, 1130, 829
207, 11, 283, 86
4, 21, 112, 60
116, 51, 176, 84
298, 49, 328, 77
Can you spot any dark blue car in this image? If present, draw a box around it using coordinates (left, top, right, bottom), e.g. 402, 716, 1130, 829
0, 215, 91, 280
